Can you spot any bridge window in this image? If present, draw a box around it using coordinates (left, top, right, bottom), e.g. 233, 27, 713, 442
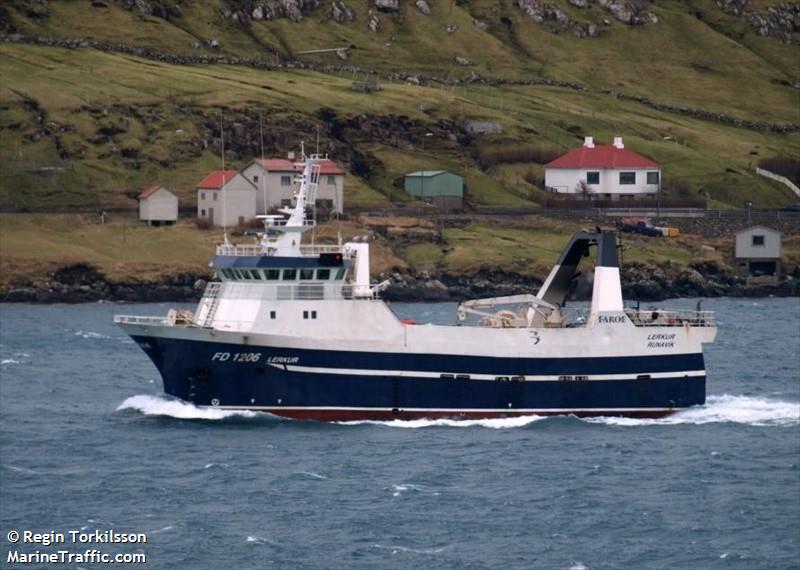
299, 269, 314, 280
335, 268, 346, 280
232, 269, 243, 279
316, 269, 330, 280
282, 269, 297, 280
264, 269, 280, 280
249, 270, 261, 280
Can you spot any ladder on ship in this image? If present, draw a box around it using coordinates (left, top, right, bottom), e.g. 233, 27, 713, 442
199, 282, 222, 328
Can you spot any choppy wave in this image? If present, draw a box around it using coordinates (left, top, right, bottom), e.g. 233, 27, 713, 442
74, 330, 113, 340
583, 395, 800, 427
341, 415, 546, 429
116, 395, 258, 420
371, 543, 448, 555
1, 359, 22, 365
391, 483, 440, 497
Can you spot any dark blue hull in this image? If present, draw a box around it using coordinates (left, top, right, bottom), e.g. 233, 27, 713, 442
132, 335, 706, 420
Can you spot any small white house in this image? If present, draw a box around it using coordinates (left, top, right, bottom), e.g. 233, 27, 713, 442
241, 157, 345, 214
735, 226, 782, 283
544, 137, 661, 199
138, 185, 178, 226
196, 170, 257, 227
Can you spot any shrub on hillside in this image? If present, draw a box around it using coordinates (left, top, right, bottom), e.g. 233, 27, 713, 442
195, 217, 212, 230
758, 155, 800, 184
477, 146, 561, 170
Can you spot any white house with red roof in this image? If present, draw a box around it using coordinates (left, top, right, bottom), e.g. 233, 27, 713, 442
544, 137, 661, 199
242, 156, 345, 214
138, 185, 178, 226
196, 170, 257, 227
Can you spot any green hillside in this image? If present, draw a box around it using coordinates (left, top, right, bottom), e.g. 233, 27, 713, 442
0, 0, 798, 212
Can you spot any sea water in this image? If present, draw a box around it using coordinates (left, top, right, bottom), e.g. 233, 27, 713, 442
0, 298, 798, 569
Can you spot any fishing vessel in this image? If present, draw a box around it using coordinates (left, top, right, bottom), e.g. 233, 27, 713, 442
115, 153, 717, 421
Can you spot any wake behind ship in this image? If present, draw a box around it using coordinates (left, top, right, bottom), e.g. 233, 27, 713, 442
116, 154, 717, 421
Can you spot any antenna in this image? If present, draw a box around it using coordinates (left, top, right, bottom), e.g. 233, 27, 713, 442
259, 109, 267, 223
220, 111, 228, 243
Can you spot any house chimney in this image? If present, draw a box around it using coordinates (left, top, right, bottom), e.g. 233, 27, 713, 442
613, 137, 624, 149
584, 136, 594, 148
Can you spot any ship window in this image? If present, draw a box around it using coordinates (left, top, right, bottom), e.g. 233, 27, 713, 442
311, 310, 317, 319
586, 171, 600, 185
303, 310, 308, 319
619, 172, 636, 185
270, 311, 276, 319
335, 268, 346, 280
264, 269, 280, 280
282, 269, 297, 280
455, 374, 471, 380
249, 270, 261, 280
440, 374, 455, 380
316, 269, 331, 280
299, 269, 314, 280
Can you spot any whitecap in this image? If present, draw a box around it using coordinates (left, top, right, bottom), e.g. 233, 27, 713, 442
204, 463, 230, 470
391, 483, 439, 497
570, 563, 589, 570
340, 414, 545, 429
74, 330, 112, 340
116, 395, 257, 420
583, 395, 800, 427
148, 526, 174, 534
246, 535, 277, 546
1, 359, 21, 365
297, 471, 327, 480
2, 464, 41, 475
371, 543, 448, 555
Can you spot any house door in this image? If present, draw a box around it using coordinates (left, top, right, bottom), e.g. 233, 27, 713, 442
208, 207, 214, 223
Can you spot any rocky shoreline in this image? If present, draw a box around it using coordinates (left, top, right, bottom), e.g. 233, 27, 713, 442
1, 262, 797, 304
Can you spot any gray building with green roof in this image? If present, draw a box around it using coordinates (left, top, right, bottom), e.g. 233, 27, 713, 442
404, 170, 464, 209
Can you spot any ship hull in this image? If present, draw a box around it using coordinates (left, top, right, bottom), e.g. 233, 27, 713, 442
129, 333, 706, 421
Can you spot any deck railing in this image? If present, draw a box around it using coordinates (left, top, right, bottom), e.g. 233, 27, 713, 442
114, 315, 171, 326
625, 309, 715, 327
215, 243, 347, 257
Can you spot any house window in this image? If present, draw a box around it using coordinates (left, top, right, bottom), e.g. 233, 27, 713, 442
282, 269, 297, 280
213, 193, 218, 201
201, 209, 206, 217
238, 216, 245, 225
299, 269, 314, 280
619, 172, 636, 185
315, 199, 334, 210
586, 171, 600, 185
752, 235, 765, 247
281, 175, 291, 186
253, 175, 259, 183
270, 310, 276, 319
281, 199, 292, 207
646, 171, 660, 185
201, 192, 206, 200
327, 176, 335, 185
316, 269, 330, 280
264, 269, 280, 280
